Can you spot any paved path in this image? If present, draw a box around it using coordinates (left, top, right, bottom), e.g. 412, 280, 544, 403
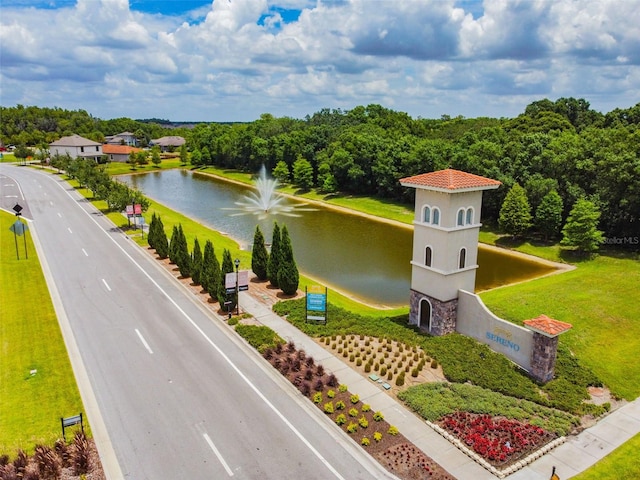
238, 290, 640, 480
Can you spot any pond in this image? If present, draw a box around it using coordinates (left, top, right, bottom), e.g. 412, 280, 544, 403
121, 170, 556, 307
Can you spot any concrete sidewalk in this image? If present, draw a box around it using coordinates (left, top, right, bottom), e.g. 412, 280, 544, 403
238, 290, 640, 480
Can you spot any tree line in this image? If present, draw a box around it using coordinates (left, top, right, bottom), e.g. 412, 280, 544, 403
147, 217, 299, 313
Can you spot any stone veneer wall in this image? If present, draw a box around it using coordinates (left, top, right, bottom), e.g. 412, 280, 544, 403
529, 332, 559, 383
409, 290, 457, 336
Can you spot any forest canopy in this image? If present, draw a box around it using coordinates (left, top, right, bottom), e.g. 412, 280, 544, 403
2, 99, 639, 243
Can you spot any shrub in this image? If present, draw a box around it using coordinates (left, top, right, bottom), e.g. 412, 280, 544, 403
373, 431, 383, 442
356, 358, 362, 367
336, 414, 347, 426
361, 404, 371, 412
228, 317, 239, 326
34, 444, 61, 480
313, 392, 323, 404
335, 400, 346, 410
300, 382, 311, 396
373, 411, 384, 421
72, 432, 90, 475
380, 366, 387, 376
387, 370, 393, 380
331, 343, 337, 350
358, 416, 369, 428
327, 389, 336, 398
235, 324, 283, 352
304, 368, 314, 381
349, 407, 359, 417
327, 374, 339, 387
314, 379, 324, 391
396, 372, 405, 386
349, 354, 355, 362
364, 363, 371, 373
324, 402, 334, 414
411, 367, 419, 378
315, 364, 325, 376
287, 341, 296, 353
346, 422, 358, 434
431, 359, 438, 369
338, 384, 348, 393
361, 437, 370, 446
388, 425, 399, 436
350, 394, 360, 404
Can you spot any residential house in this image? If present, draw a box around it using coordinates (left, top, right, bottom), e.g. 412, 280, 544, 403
102, 144, 142, 163
49, 134, 103, 161
104, 132, 138, 146
150, 135, 185, 152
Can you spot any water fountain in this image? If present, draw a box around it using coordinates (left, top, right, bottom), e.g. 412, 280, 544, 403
225, 165, 314, 219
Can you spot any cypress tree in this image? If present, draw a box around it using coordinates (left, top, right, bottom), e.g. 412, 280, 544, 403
176, 224, 191, 278
535, 190, 563, 240
267, 222, 282, 288
148, 213, 158, 249
155, 216, 169, 260
191, 238, 203, 286
201, 240, 221, 301
218, 249, 235, 309
251, 225, 269, 280
169, 225, 180, 264
277, 225, 299, 295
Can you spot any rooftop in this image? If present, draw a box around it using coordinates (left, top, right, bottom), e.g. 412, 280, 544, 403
400, 168, 501, 193
50, 134, 101, 147
524, 315, 573, 337
102, 144, 141, 155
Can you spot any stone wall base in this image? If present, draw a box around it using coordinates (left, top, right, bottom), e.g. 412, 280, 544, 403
409, 290, 457, 336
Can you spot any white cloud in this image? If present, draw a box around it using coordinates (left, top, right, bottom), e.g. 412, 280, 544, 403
0, 0, 638, 122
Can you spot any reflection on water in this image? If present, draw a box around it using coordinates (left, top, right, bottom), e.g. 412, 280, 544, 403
121, 170, 556, 306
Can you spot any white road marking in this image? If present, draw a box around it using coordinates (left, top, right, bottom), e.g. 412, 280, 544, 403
135, 329, 153, 355
51, 177, 348, 480
203, 433, 234, 476
82, 248, 88, 257
102, 279, 111, 291
67, 227, 73, 233
5, 194, 18, 198
57, 211, 61, 217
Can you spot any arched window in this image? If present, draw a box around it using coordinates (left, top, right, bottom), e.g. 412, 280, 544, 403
459, 248, 466, 269
423, 206, 431, 223
466, 208, 474, 225
432, 208, 440, 225
425, 246, 432, 267
457, 209, 465, 226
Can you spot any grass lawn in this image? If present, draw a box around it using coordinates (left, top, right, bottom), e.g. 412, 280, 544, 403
0, 211, 86, 454
480, 253, 640, 400
571, 433, 640, 480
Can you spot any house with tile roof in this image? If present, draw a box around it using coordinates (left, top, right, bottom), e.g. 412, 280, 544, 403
150, 135, 185, 152
102, 144, 143, 162
49, 134, 103, 161
105, 132, 138, 146
401, 169, 570, 382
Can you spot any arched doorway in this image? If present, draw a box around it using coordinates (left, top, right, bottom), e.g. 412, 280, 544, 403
419, 298, 432, 332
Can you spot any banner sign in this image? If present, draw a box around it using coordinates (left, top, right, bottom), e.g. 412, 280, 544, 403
225, 272, 236, 294
306, 285, 327, 323
238, 270, 249, 291
125, 204, 142, 216
225, 270, 250, 294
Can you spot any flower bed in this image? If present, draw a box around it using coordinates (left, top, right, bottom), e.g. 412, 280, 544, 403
438, 411, 557, 467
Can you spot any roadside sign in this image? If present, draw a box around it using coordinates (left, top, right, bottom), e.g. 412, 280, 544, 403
10, 219, 28, 236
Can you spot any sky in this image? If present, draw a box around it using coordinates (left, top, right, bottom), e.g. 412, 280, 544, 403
1, 0, 639, 122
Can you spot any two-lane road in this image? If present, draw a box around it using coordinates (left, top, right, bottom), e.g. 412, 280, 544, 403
1, 165, 394, 480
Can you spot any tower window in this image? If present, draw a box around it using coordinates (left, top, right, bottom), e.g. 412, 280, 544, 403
432, 208, 440, 225
466, 208, 473, 225
423, 206, 431, 223
459, 248, 466, 269
457, 209, 464, 226
425, 246, 432, 267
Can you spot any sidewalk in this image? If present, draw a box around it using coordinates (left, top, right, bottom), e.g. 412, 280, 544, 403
237, 290, 640, 480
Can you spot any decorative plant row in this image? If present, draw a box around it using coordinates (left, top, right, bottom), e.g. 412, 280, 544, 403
259, 338, 455, 479
438, 411, 557, 467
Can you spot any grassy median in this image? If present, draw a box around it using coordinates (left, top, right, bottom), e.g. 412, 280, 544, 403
0, 210, 86, 454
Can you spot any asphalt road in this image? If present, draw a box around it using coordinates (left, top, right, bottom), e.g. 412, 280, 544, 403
1, 165, 395, 480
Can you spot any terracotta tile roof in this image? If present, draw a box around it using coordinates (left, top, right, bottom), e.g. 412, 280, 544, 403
524, 315, 572, 337
400, 169, 501, 192
102, 144, 142, 155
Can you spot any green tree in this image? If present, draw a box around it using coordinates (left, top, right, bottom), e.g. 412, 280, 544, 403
499, 184, 532, 237
272, 161, 290, 183
128, 150, 138, 169
169, 225, 180, 264
277, 225, 299, 295
151, 146, 161, 167
176, 224, 191, 278
535, 190, 563, 240
561, 199, 605, 254
148, 213, 159, 249
218, 249, 235, 311
14, 145, 32, 164
155, 216, 169, 260
267, 222, 282, 287
251, 225, 269, 280
179, 144, 188, 165
191, 238, 203, 286
201, 240, 220, 301
190, 148, 202, 166
292, 156, 314, 190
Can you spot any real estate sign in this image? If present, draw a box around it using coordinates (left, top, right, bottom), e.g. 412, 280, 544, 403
306, 285, 327, 323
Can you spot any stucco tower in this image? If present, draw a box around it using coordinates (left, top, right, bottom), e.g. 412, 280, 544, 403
400, 169, 501, 335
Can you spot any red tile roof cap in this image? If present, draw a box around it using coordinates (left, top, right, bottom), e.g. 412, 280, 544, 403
400, 168, 501, 192
524, 315, 572, 337
102, 144, 142, 154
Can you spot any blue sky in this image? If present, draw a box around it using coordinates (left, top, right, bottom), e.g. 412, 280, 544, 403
1, 0, 638, 122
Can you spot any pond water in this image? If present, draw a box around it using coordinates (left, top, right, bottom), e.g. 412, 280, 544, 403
121, 170, 556, 307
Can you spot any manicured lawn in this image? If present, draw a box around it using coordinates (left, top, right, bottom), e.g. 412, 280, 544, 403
0, 211, 86, 454
480, 253, 640, 400
571, 433, 640, 480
